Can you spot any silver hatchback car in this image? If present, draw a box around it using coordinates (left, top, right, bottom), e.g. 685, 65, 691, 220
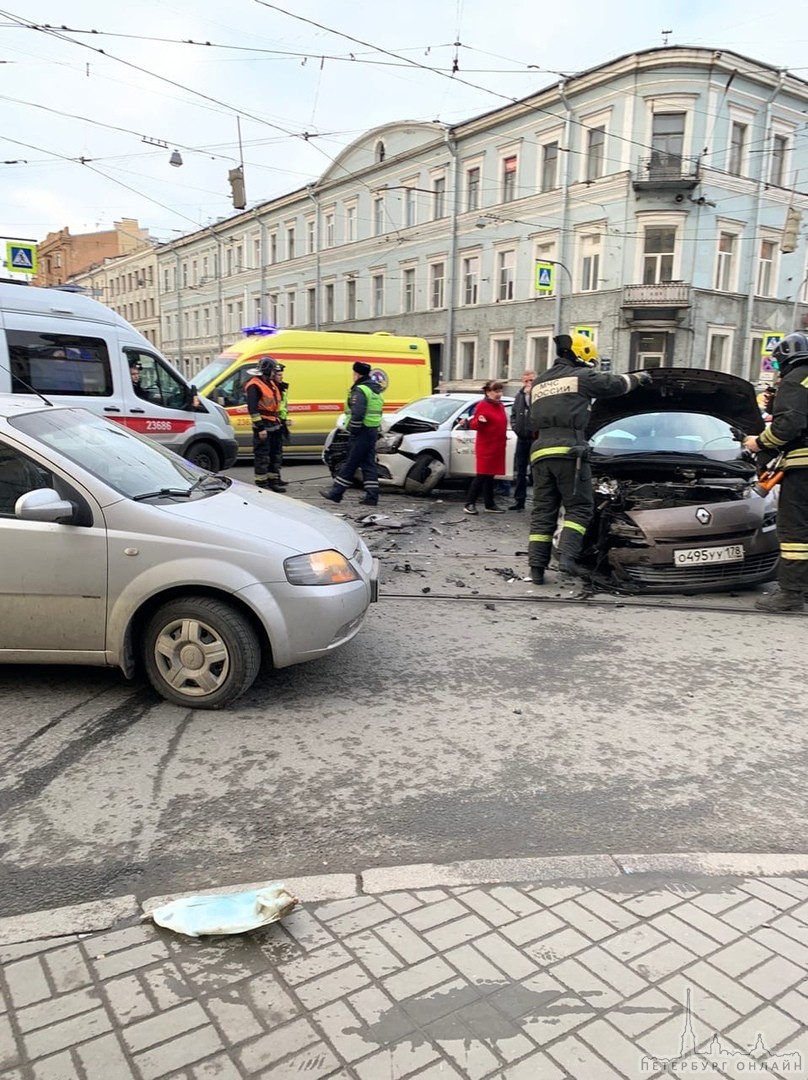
0, 401, 378, 708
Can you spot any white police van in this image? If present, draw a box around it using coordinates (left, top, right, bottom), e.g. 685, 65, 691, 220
0, 283, 237, 471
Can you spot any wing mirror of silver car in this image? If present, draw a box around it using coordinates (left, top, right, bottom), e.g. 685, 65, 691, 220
16, 488, 76, 524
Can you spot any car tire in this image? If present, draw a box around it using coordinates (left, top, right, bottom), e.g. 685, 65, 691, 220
143, 596, 262, 708
403, 452, 446, 495
185, 441, 221, 472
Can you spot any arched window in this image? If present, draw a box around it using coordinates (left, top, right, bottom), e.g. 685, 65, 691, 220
375, 140, 386, 164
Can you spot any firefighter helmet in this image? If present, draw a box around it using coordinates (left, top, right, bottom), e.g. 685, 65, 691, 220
257, 357, 279, 378
771, 332, 808, 373
569, 333, 599, 366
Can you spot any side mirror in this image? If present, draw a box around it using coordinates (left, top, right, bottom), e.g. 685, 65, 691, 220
15, 488, 76, 524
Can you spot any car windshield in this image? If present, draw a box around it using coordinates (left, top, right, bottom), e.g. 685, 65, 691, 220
11, 409, 206, 498
590, 411, 742, 460
194, 359, 230, 388
396, 397, 474, 425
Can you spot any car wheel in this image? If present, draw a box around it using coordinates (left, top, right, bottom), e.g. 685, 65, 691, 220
143, 596, 262, 708
403, 452, 446, 495
186, 441, 221, 472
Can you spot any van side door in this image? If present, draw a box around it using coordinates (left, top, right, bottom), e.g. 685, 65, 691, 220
121, 347, 196, 448
3, 326, 125, 419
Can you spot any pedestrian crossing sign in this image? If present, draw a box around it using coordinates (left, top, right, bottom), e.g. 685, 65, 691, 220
535, 261, 554, 293
761, 333, 783, 356
5, 242, 37, 275
574, 326, 595, 341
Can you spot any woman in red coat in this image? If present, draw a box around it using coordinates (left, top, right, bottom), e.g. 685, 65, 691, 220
461, 380, 508, 514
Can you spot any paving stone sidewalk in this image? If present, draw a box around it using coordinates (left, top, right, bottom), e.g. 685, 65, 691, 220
4, 871, 808, 1080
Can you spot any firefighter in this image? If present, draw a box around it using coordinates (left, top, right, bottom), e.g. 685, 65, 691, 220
272, 362, 291, 486
244, 357, 286, 492
744, 331, 808, 612
321, 361, 384, 506
527, 334, 651, 584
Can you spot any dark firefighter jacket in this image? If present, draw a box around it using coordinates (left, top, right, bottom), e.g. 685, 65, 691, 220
529, 358, 643, 461
758, 360, 808, 469
244, 375, 282, 433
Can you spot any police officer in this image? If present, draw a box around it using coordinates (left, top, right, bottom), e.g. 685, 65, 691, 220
527, 333, 651, 584
244, 357, 286, 492
744, 331, 808, 612
321, 361, 384, 506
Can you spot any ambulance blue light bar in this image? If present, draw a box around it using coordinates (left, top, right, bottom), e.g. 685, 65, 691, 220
242, 323, 279, 336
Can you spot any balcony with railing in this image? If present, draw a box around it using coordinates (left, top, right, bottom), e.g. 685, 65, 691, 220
622, 282, 691, 308
632, 154, 701, 192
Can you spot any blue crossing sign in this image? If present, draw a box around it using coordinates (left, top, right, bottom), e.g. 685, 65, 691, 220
761, 333, 783, 356
6, 242, 37, 274
535, 261, 555, 293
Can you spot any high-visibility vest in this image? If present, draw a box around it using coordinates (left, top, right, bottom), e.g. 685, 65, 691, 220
345, 382, 384, 428
245, 376, 282, 425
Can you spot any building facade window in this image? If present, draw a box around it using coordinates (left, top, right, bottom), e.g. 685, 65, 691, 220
253, 239, 260, 268
462, 255, 480, 305
403, 268, 416, 313
346, 205, 357, 242
466, 166, 480, 211
433, 177, 446, 220
771, 133, 788, 186
307, 287, 316, 324
541, 142, 559, 192
580, 234, 601, 291
501, 155, 517, 203
324, 283, 335, 322
715, 231, 738, 292
287, 226, 296, 259
287, 290, 295, 326
325, 213, 335, 248
527, 332, 552, 374
642, 226, 676, 284
707, 328, 734, 371
497, 249, 516, 301
269, 233, 278, 264
269, 294, 279, 326
457, 339, 476, 380
372, 274, 384, 317
346, 278, 356, 321
404, 187, 416, 228
586, 126, 606, 181
757, 239, 777, 296
492, 337, 512, 381
307, 218, 316, 254
651, 113, 685, 174
430, 262, 445, 309
373, 197, 385, 236
729, 121, 747, 176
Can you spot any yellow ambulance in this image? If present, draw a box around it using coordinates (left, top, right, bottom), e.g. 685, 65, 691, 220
195, 326, 433, 456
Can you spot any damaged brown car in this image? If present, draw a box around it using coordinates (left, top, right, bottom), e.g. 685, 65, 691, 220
579, 368, 779, 593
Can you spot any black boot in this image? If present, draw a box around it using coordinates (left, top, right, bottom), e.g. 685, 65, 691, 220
530, 567, 545, 585
359, 496, 378, 506
268, 480, 287, 493
320, 487, 343, 503
755, 589, 805, 612
558, 555, 590, 580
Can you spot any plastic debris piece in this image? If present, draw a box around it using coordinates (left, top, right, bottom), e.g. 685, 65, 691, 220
147, 884, 298, 937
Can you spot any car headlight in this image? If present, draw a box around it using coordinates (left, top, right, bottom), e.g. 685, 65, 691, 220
376, 433, 403, 453
284, 550, 360, 586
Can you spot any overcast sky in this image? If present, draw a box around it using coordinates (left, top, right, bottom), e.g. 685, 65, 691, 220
0, 0, 803, 243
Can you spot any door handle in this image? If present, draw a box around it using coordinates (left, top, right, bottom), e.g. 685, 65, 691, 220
129, 408, 146, 414
103, 406, 121, 412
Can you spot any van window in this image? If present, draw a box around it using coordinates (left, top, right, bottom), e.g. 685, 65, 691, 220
7, 331, 113, 397
125, 349, 190, 410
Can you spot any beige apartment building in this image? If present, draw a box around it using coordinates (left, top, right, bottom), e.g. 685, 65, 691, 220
70, 243, 162, 350
35, 219, 150, 288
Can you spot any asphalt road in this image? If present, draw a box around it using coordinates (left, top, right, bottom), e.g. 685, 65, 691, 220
0, 464, 803, 920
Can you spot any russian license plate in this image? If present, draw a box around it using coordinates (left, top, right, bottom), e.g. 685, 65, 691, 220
673, 544, 744, 566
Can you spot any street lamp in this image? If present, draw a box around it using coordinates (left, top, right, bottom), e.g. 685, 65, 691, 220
475, 213, 572, 337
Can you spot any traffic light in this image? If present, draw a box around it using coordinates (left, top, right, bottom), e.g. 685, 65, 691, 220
781, 206, 801, 254
228, 167, 246, 210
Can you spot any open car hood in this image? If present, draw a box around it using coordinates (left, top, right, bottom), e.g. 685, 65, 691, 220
586, 368, 764, 438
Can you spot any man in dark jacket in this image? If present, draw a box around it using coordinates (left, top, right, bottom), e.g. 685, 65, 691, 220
527, 334, 651, 584
321, 361, 385, 506
509, 368, 535, 511
744, 331, 808, 611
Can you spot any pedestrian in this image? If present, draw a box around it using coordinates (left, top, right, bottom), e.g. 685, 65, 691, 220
509, 368, 536, 511
744, 332, 808, 612
244, 357, 286, 492
460, 380, 509, 515
527, 334, 651, 584
272, 362, 292, 487
321, 361, 384, 506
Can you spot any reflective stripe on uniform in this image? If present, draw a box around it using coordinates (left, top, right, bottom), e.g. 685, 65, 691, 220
781, 542, 808, 560
562, 521, 587, 536
784, 447, 808, 468
760, 427, 787, 448
529, 533, 553, 542
530, 445, 573, 464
